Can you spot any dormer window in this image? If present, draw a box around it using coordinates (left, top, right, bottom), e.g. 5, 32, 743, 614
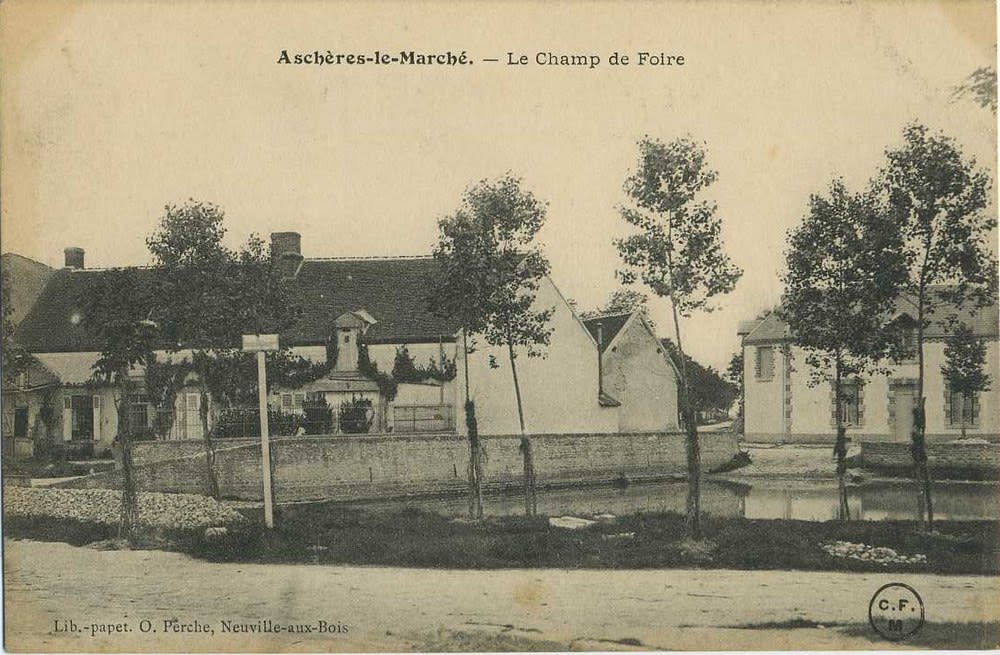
898, 324, 918, 363
333, 310, 376, 372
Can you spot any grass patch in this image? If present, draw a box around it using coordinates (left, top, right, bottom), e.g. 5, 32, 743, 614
840, 621, 1000, 650
197, 504, 999, 573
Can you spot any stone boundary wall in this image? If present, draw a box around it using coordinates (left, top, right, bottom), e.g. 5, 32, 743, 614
859, 440, 1000, 478
57, 431, 739, 503
745, 432, 1000, 445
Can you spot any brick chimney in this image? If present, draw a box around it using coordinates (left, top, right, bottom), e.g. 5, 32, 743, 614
270, 232, 303, 278
64, 247, 85, 270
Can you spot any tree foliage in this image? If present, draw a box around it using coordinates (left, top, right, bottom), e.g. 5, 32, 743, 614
781, 180, 909, 383
942, 323, 991, 404
660, 339, 738, 414
616, 137, 742, 316
146, 200, 297, 348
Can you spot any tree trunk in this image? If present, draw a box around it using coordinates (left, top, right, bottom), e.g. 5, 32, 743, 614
198, 374, 220, 500
961, 395, 968, 439
115, 378, 138, 545
192, 364, 222, 500
669, 297, 701, 539
463, 332, 483, 519
507, 341, 536, 516
912, 292, 933, 531
832, 358, 850, 521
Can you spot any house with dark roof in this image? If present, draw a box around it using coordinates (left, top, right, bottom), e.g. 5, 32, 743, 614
738, 290, 1000, 444
582, 311, 680, 432
6, 232, 627, 456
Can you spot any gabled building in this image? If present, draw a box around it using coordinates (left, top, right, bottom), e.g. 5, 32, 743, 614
5, 232, 644, 456
739, 289, 1000, 444
582, 311, 680, 433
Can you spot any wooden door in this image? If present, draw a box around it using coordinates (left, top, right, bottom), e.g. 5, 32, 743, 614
894, 387, 915, 443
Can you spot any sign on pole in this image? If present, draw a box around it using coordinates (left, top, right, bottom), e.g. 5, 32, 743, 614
243, 334, 279, 528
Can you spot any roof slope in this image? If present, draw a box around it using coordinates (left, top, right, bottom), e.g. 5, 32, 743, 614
581, 313, 632, 352
286, 258, 461, 345
2, 253, 54, 327
744, 287, 999, 345
14, 257, 462, 353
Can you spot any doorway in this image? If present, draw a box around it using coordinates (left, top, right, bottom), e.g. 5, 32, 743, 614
893, 385, 916, 443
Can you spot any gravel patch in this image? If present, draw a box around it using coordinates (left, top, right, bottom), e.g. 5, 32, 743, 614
3, 486, 247, 531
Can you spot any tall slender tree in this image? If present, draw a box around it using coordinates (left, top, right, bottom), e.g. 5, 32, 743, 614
615, 136, 741, 538
431, 175, 553, 516
80, 268, 158, 543
780, 180, 909, 519
880, 123, 996, 530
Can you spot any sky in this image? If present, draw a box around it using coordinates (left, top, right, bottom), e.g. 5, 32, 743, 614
1, 0, 996, 371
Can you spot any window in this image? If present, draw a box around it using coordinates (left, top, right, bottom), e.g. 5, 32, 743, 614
755, 346, 775, 381
13, 408, 28, 438
840, 382, 861, 427
948, 389, 979, 428
128, 394, 150, 435
281, 392, 306, 409
69, 395, 94, 439
899, 327, 918, 363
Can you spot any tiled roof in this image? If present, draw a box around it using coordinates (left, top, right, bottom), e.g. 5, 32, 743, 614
14, 257, 462, 353
582, 312, 632, 352
743, 287, 999, 345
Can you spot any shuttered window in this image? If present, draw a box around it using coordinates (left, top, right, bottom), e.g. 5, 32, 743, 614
947, 388, 980, 428
755, 346, 774, 381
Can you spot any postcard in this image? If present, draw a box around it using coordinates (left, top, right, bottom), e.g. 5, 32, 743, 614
2, 0, 997, 651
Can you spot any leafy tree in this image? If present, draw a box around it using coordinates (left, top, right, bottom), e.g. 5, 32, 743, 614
79, 268, 158, 543
146, 200, 298, 498
780, 180, 909, 519
660, 339, 738, 417
941, 323, 991, 438
431, 175, 553, 516
615, 136, 742, 538
880, 123, 996, 529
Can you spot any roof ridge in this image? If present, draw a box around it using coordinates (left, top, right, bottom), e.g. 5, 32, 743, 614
582, 310, 634, 321
305, 255, 434, 262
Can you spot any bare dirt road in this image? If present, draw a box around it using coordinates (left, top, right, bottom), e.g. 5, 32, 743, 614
4, 539, 998, 651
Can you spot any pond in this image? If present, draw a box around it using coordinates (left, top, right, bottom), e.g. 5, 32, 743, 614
342, 479, 1000, 522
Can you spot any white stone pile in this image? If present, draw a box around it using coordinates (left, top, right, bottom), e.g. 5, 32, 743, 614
3, 486, 246, 531
821, 540, 927, 565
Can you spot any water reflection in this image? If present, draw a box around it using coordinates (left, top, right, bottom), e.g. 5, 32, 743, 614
353, 480, 1000, 521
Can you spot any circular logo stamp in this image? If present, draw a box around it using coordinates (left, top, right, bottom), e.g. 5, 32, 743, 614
869, 583, 924, 641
